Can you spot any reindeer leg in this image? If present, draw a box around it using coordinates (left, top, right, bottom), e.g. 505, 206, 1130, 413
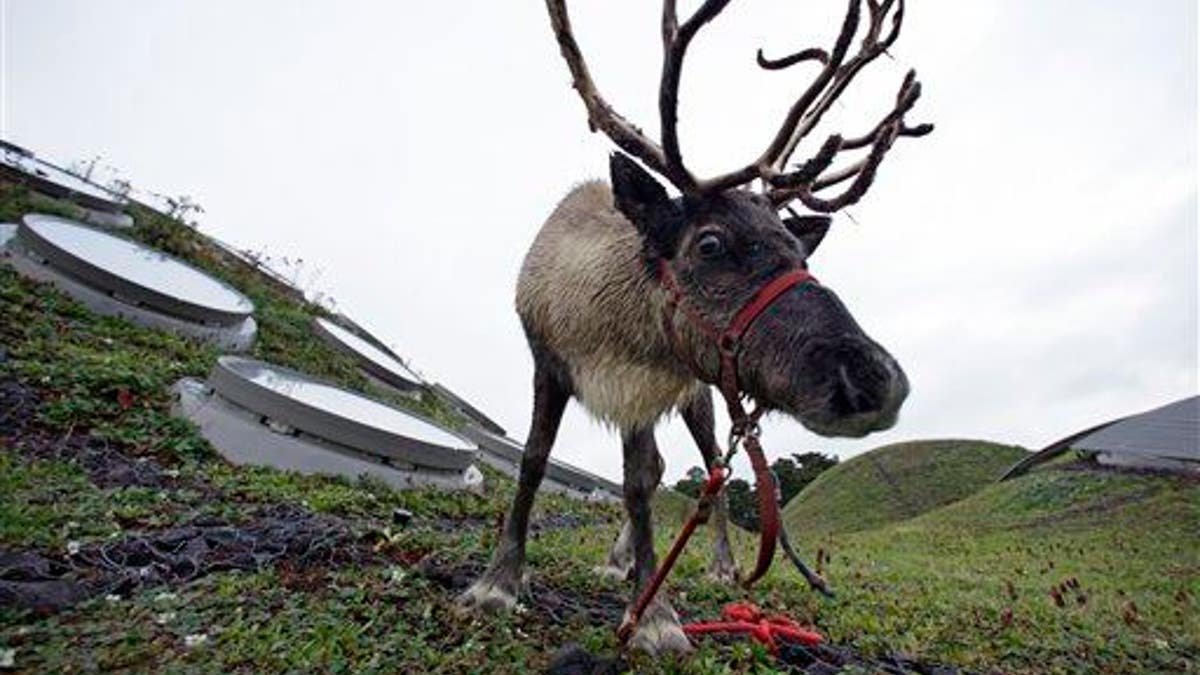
621, 426, 692, 655
596, 520, 634, 581
458, 355, 569, 613
681, 389, 740, 583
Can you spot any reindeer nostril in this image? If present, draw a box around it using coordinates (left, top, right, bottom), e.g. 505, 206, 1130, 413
837, 366, 864, 410
830, 360, 886, 416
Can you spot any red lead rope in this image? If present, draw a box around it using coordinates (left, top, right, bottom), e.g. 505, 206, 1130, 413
617, 262, 825, 648
616, 466, 728, 644
684, 602, 822, 654
616, 460, 824, 650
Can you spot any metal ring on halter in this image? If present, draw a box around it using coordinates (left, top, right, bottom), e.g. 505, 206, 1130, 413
725, 429, 743, 457
743, 420, 762, 440
728, 419, 761, 447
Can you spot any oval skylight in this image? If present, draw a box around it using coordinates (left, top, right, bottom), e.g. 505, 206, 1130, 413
1, 150, 124, 211
17, 214, 253, 325
313, 317, 422, 390
209, 356, 475, 471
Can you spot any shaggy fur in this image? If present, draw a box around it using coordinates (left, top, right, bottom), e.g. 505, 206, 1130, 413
517, 180, 704, 430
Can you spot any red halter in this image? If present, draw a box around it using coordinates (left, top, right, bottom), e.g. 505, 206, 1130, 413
657, 260, 818, 430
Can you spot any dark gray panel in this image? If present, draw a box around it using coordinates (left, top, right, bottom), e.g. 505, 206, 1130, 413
1075, 397, 1198, 462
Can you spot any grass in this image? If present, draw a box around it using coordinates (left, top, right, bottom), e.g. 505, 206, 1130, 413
783, 439, 1030, 537
760, 465, 1199, 673
1, 180, 1197, 673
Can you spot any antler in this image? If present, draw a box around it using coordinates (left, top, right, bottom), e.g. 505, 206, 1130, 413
545, 0, 932, 213
545, 0, 671, 178
545, 0, 735, 192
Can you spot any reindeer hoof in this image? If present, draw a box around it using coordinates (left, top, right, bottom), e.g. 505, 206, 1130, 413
593, 563, 631, 582
705, 561, 741, 584
624, 601, 693, 656
456, 577, 519, 615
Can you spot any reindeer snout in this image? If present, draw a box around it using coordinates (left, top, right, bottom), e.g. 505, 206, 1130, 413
797, 336, 908, 436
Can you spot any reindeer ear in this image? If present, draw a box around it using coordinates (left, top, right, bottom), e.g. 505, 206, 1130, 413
782, 213, 832, 256
610, 152, 679, 256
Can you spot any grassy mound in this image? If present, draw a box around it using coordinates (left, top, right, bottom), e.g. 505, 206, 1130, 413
766, 463, 1200, 672
783, 439, 1029, 537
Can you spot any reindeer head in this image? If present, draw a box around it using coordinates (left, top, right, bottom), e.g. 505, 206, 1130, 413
548, 0, 930, 437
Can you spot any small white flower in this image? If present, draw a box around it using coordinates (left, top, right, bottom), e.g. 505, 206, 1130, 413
105, 594, 122, 603
183, 634, 208, 648
66, 541, 81, 556
154, 611, 176, 625
387, 567, 406, 584
66, 521, 80, 530
163, 469, 180, 479
0, 648, 15, 669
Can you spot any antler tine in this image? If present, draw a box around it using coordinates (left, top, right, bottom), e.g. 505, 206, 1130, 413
659, 0, 735, 192
694, 0, 862, 194
771, 0, 904, 174
768, 68, 931, 211
545, 0, 670, 179
839, 121, 932, 151
756, 47, 830, 71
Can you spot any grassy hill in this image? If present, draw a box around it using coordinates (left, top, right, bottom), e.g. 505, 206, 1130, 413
1, 181, 1196, 673
764, 463, 1199, 673
783, 439, 1029, 537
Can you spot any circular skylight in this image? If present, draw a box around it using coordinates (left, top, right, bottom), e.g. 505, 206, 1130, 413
0, 150, 124, 212
209, 356, 475, 470
17, 214, 253, 325
314, 317, 422, 390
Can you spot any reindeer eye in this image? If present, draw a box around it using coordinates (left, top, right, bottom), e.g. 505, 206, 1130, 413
696, 233, 726, 259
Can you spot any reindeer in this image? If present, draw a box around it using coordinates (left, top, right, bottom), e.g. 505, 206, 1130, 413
459, 0, 930, 654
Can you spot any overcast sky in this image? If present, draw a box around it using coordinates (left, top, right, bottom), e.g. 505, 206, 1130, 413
2, 1, 1196, 484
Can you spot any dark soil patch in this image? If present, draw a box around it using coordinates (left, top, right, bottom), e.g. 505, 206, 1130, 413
777, 642, 966, 674
421, 512, 596, 538
0, 504, 377, 614
0, 377, 35, 431
0, 378, 177, 490
531, 513, 593, 535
